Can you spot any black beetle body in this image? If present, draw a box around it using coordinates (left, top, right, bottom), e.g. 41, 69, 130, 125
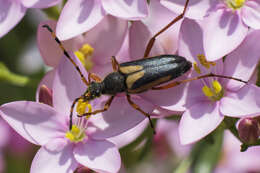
85, 54, 192, 99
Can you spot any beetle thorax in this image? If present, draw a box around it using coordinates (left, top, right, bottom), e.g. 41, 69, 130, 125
102, 72, 126, 95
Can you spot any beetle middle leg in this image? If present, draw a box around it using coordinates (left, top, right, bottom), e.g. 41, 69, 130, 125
111, 56, 120, 71
126, 94, 156, 134
143, 0, 190, 58
78, 96, 115, 117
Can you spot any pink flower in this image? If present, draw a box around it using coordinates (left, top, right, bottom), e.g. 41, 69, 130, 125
56, 0, 148, 40
161, 0, 260, 61
177, 18, 260, 145
0, 52, 155, 172
0, 0, 60, 38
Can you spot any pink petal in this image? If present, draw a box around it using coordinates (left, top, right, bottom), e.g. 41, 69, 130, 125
31, 144, 77, 173
89, 96, 154, 139
160, 0, 218, 20
36, 69, 55, 102
53, 54, 87, 115
220, 84, 260, 117
56, 0, 105, 40
178, 18, 204, 62
129, 21, 164, 60
74, 139, 121, 173
140, 75, 190, 112
0, 0, 26, 38
223, 29, 260, 91
83, 15, 128, 65
0, 101, 67, 145
142, 0, 181, 54
203, 9, 248, 61
101, 0, 148, 20
242, 0, 260, 29
179, 101, 224, 144
108, 119, 148, 148
38, 20, 84, 67
20, 0, 60, 8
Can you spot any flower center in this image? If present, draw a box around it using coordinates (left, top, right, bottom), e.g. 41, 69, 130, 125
193, 54, 225, 102
202, 80, 224, 101
74, 44, 94, 71
65, 125, 86, 143
65, 99, 93, 143
225, 0, 246, 10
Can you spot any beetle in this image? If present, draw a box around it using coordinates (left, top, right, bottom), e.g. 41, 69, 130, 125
42, 0, 246, 134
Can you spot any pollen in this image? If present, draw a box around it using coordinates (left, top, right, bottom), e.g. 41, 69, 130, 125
76, 98, 92, 119
226, 0, 246, 10
197, 54, 216, 69
74, 44, 94, 71
193, 62, 201, 74
65, 125, 85, 143
202, 80, 224, 101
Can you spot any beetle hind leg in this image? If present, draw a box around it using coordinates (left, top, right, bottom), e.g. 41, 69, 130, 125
126, 94, 156, 134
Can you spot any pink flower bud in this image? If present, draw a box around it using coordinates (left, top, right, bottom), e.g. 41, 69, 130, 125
238, 118, 260, 144
38, 85, 53, 106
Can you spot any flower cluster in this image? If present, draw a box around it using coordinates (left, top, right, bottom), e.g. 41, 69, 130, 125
0, 0, 260, 172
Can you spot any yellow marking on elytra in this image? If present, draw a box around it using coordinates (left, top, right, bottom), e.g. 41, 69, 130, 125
126, 70, 145, 89
128, 75, 172, 93
119, 65, 143, 74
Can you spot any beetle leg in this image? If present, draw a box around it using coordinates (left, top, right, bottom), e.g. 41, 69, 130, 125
69, 97, 82, 130
79, 96, 115, 117
126, 94, 156, 134
42, 25, 90, 86
152, 73, 247, 90
88, 72, 102, 82
111, 56, 120, 71
143, 0, 190, 58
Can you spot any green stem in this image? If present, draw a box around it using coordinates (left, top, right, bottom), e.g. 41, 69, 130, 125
0, 62, 38, 87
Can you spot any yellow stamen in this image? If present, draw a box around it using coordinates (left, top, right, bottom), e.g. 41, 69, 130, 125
74, 44, 94, 71
212, 80, 222, 94
76, 98, 92, 116
226, 0, 246, 10
202, 85, 214, 97
193, 62, 201, 74
197, 54, 210, 69
202, 80, 224, 101
65, 125, 85, 142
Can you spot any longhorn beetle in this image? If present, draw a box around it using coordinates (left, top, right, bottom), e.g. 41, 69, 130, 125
43, 0, 247, 134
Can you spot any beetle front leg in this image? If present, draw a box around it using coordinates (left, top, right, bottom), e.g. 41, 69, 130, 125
88, 73, 102, 83
126, 94, 156, 134
69, 97, 82, 130
79, 96, 115, 117
143, 0, 190, 58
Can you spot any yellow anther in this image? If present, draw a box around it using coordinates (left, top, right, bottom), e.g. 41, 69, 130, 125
74, 51, 86, 67
76, 98, 92, 117
74, 44, 94, 71
226, 0, 245, 10
202, 85, 214, 97
197, 54, 210, 69
212, 80, 222, 94
80, 44, 94, 57
193, 62, 201, 74
65, 125, 85, 142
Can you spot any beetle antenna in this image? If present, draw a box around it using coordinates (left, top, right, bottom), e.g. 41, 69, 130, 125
42, 24, 90, 86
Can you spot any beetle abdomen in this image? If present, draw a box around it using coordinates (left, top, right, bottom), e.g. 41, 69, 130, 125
119, 55, 192, 93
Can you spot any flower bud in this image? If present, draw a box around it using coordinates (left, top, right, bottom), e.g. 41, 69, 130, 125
39, 85, 53, 106
238, 118, 260, 144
